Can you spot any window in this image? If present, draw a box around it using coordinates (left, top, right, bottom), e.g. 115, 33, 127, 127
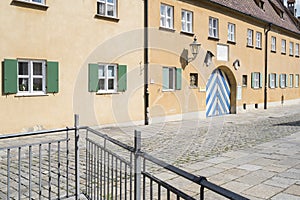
88, 64, 127, 93
97, 0, 117, 17
181, 10, 193, 33
247, 29, 253, 46
256, 32, 262, 48
163, 67, 181, 91
209, 17, 219, 38
271, 36, 276, 52
295, 43, 299, 57
18, 60, 46, 94
160, 4, 173, 29
3, 59, 58, 94
281, 39, 286, 54
289, 74, 293, 88
289, 42, 294, 56
269, 73, 276, 88
280, 74, 287, 88
190, 73, 198, 87
242, 75, 247, 87
295, 74, 299, 88
20, 0, 45, 4
227, 23, 235, 42
251, 72, 262, 89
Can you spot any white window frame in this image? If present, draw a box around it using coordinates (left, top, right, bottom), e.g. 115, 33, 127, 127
295, 43, 299, 56
160, 4, 174, 29
295, 74, 299, 88
256, 32, 262, 48
281, 39, 286, 54
17, 60, 46, 95
97, 64, 117, 93
97, 0, 117, 18
21, 0, 45, 4
253, 72, 260, 89
271, 36, 276, 52
181, 10, 193, 33
227, 23, 235, 42
289, 42, 294, 56
269, 73, 276, 88
280, 74, 286, 88
209, 17, 219, 39
162, 67, 175, 91
289, 74, 293, 88
247, 29, 253, 46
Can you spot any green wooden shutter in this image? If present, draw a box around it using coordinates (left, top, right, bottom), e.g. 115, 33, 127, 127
259, 73, 263, 88
4, 59, 18, 94
162, 67, 169, 90
176, 68, 182, 90
117, 65, 127, 92
268, 74, 271, 88
251, 72, 255, 88
275, 73, 279, 88
88, 64, 99, 92
46, 61, 59, 93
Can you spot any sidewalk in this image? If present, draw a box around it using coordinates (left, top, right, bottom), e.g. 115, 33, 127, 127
100, 105, 300, 199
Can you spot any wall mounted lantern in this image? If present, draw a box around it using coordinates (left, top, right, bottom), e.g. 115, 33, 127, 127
233, 59, 240, 70
204, 51, 214, 66
188, 36, 201, 63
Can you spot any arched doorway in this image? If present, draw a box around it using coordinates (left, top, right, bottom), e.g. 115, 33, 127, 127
206, 67, 236, 117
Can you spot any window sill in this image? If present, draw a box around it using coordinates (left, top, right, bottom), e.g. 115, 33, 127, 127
227, 40, 236, 45
242, 85, 247, 87
246, 45, 254, 48
180, 31, 194, 36
295, 55, 299, 58
281, 52, 286, 55
189, 86, 198, 89
255, 47, 262, 50
11, 0, 48, 10
162, 89, 175, 92
15, 93, 48, 97
159, 27, 175, 33
271, 50, 276, 53
96, 92, 119, 95
289, 54, 294, 57
94, 14, 119, 22
208, 36, 219, 41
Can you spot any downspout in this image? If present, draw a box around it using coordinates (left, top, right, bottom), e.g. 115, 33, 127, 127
264, 23, 272, 109
144, 0, 149, 125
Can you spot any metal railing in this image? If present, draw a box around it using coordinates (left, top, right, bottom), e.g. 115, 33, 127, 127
0, 115, 249, 200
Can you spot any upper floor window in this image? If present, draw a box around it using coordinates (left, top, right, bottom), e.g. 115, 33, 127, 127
20, 0, 45, 4
256, 32, 262, 48
181, 10, 193, 33
247, 29, 253, 47
289, 42, 294, 56
295, 43, 299, 57
209, 17, 219, 39
97, 0, 117, 18
271, 36, 276, 52
281, 39, 286, 54
160, 4, 173, 29
227, 23, 235, 42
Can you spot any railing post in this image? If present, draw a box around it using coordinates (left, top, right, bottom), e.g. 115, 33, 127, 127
134, 130, 141, 200
75, 114, 80, 200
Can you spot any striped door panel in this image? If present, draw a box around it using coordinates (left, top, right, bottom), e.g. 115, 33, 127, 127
206, 69, 231, 117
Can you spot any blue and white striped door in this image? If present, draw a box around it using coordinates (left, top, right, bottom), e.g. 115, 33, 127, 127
206, 69, 231, 117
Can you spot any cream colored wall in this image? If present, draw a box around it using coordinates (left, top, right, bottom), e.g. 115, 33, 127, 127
0, 0, 144, 133
148, 0, 300, 118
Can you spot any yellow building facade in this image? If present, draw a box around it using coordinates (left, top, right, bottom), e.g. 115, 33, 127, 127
0, 0, 300, 133
147, 0, 300, 121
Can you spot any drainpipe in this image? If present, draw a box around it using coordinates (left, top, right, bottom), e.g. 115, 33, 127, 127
264, 23, 272, 110
144, 0, 149, 125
